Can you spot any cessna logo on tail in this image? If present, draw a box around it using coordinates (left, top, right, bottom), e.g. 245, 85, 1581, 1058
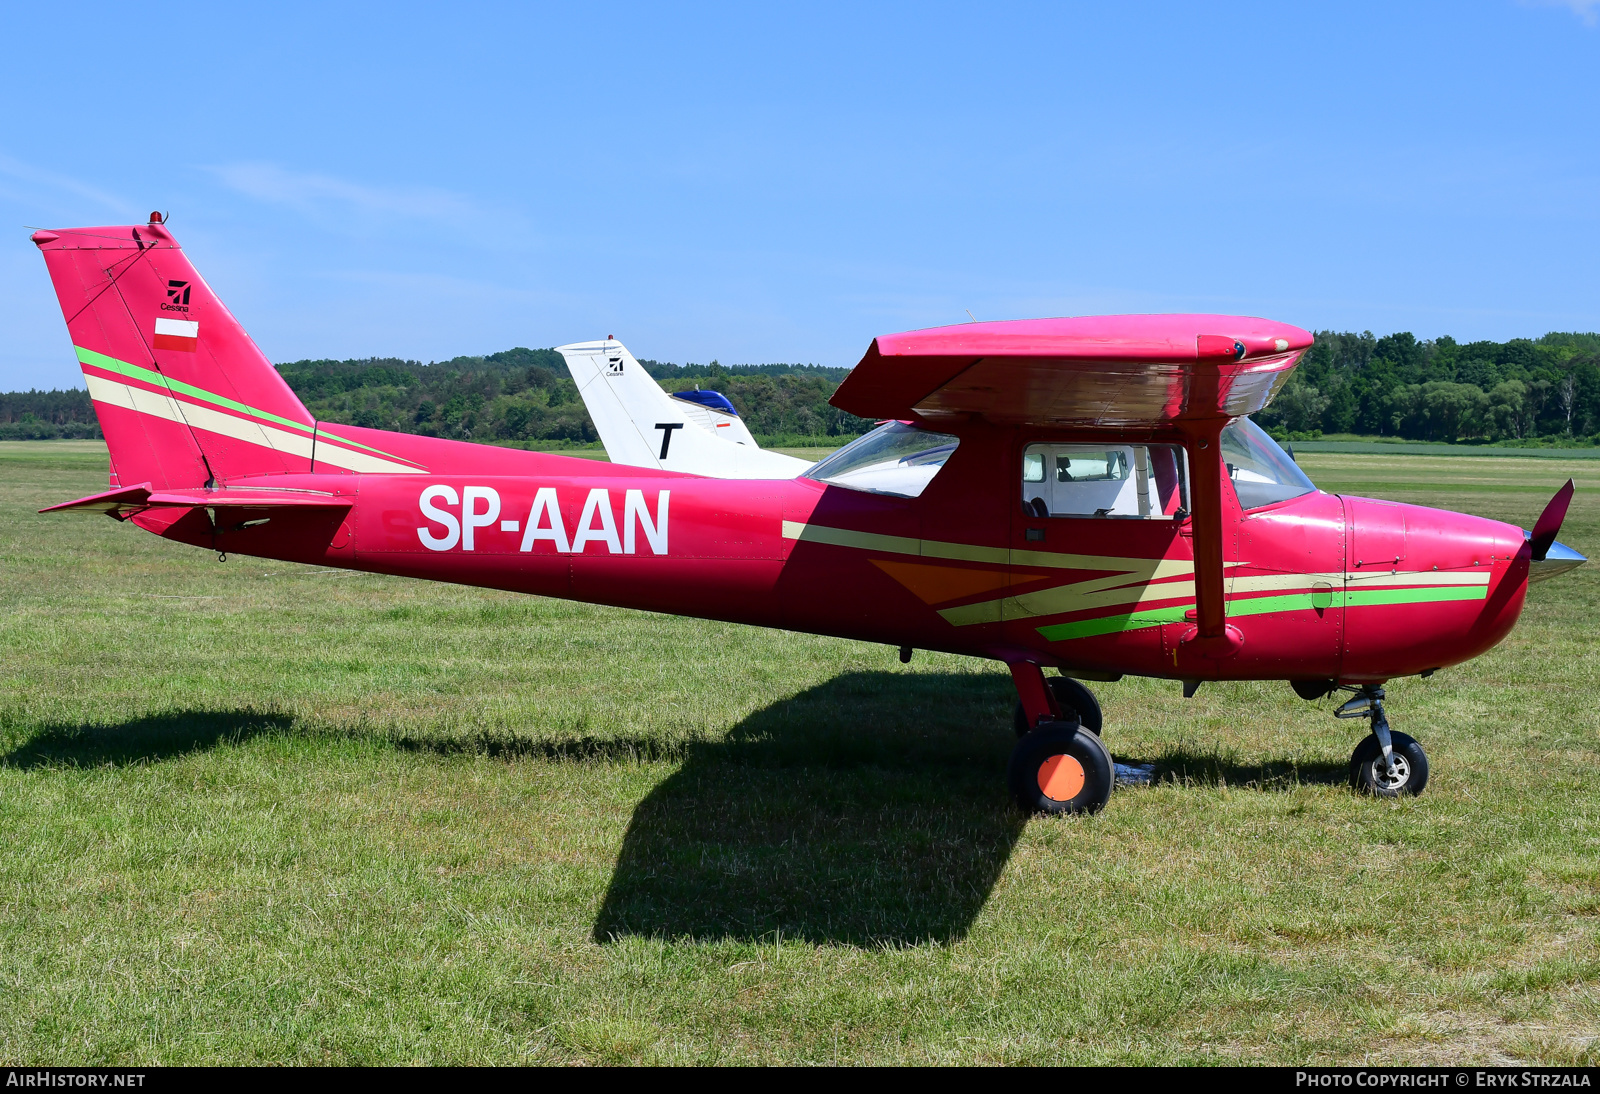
161, 280, 191, 312
417, 485, 669, 555
605, 355, 624, 376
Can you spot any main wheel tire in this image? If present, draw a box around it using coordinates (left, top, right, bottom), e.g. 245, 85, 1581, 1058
1008, 721, 1114, 815
1349, 731, 1429, 798
1013, 677, 1103, 737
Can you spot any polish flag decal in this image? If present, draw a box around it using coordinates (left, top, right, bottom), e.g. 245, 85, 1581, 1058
153, 317, 199, 352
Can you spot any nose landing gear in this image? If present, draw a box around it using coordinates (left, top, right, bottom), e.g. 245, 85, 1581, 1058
1336, 685, 1430, 798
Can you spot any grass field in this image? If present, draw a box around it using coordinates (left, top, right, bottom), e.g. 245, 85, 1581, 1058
1292, 441, 1600, 459
1, 441, 1596, 1065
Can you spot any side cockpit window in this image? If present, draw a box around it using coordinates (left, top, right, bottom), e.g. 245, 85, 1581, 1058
1022, 444, 1189, 519
1221, 417, 1316, 510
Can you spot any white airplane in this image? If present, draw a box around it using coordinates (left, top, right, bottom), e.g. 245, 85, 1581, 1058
556, 339, 813, 479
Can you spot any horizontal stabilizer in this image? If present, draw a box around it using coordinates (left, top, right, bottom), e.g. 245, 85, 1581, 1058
669, 389, 760, 447
43, 483, 353, 516
40, 483, 162, 515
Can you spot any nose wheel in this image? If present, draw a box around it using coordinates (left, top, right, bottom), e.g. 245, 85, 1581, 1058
1337, 685, 1430, 798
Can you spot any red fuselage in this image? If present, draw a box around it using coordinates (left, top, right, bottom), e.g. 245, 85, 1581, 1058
137, 422, 1529, 685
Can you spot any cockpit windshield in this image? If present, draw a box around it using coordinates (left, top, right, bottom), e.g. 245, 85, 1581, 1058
1221, 417, 1316, 510
805, 421, 960, 499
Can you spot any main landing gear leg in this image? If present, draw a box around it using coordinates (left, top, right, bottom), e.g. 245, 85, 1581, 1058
1337, 684, 1430, 798
1009, 662, 1059, 731
1006, 662, 1113, 815
1012, 676, 1103, 737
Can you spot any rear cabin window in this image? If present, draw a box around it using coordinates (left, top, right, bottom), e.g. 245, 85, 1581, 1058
1021, 444, 1189, 519
807, 421, 960, 499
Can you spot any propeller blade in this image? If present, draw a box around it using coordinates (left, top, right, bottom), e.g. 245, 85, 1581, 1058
1529, 478, 1575, 562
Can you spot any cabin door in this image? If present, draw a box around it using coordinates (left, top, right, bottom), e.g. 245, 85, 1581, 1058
1007, 441, 1191, 674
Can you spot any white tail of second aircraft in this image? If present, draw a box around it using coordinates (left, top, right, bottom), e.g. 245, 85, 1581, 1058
556, 339, 813, 479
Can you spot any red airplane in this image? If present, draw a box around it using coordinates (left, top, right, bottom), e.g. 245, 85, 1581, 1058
30, 216, 1585, 815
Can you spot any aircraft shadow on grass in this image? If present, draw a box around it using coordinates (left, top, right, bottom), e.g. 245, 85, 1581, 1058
2, 683, 1349, 947
591, 672, 1355, 946
1118, 748, 1350, 791
1, 709, 293, 769
591, 670, 1028, 947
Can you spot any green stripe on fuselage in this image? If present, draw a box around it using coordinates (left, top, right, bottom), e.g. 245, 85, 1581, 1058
1035, 583, 1490, 642
1344, 584, 1487, 608
1037, 605, 1190, 642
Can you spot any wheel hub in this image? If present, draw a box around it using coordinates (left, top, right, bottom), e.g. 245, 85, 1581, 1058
1037, 754, 1086, 802
1373, 752, 1410, 791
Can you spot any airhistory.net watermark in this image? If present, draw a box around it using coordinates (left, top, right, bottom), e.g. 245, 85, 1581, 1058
4, 1074, 145, 1088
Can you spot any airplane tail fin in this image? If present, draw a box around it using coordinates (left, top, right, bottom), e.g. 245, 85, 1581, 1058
556, 339, 811, 479
32, 217, 323, 490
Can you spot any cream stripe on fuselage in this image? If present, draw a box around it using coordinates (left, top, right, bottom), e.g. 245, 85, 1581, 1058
782, 519, 1195, 576
85, 374, 420, 475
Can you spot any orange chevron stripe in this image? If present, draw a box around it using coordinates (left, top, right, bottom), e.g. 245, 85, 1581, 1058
870, 559, 1012, 605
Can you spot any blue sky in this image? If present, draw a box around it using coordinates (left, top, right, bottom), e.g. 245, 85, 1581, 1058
2, 1, 1597, 390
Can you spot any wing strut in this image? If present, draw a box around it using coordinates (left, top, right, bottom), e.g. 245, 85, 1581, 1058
1177, 338, 1244, 658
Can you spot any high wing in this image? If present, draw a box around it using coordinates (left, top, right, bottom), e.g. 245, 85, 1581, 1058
830, 314, 1315, 660
557, 338, 812, 479
830, 314, 1313, 428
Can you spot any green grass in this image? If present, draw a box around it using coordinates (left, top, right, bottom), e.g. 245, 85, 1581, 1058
1293, 439, 1600, 458
0, 441, 1596, 1064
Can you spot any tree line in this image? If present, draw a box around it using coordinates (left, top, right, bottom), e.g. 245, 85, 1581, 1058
4, 330, 1598, 446
1256, 331, 1600, 444
0, 349, 867, 444
270, 349, 869, 447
